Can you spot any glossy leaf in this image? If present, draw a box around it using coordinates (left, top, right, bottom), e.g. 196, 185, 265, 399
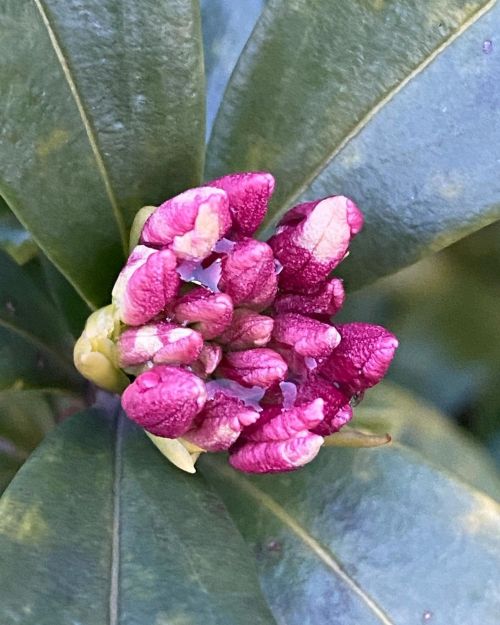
0, 390, 56, 457
0, 452, 21, 496
207, 0, 500, 289
352, 382, 500, 500
0, 196, 37, 265
0, 327, 80, 392
0, 250, 82, 390
0, 390, 57, 494
201, 0, 265, 134
203, 445, 500, 625
0, 0, 205, 308
0, 409, 276, 625
40, 255, 90, 338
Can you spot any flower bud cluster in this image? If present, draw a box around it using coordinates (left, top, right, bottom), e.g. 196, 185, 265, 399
75, 172, 398, 474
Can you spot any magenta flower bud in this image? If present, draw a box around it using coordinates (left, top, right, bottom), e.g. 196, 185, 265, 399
117, 322, 203, 368
268, 196, 361, 293
121, 365, 207, 438
242, 399, 324, 442
207, 171, 275, 237
141, 187, 231, 261
272, 313, 340, 359
112, 245, 180, 326
228, 433, 324, 474
218, 308, 274, 350
218, 348, 288, 389
218, 239, 278, 311
274, 278, 345, 319
184, 391, 259, 451
173, 287, 233, 340
318, 323, 399, 393
191, 343, 223, 377
296, 376, 352, 434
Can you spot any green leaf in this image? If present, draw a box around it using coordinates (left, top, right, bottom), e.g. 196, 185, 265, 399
0, 0, 205, 308
0, 327, 80, 392
207, 0, 500, 289
0, 390, 56, 456
201, 0, 265, 134
203, 445, 500, 625
352, 382, 500, 500
0, 250, 82, 391
0, 409, 276, 625
0, 196, 37, 265
0, 451, 21, 496
40, 255, 90, 338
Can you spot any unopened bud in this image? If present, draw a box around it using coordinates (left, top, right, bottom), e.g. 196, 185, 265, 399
141, 187, 231, 261
112, 245, 180, 326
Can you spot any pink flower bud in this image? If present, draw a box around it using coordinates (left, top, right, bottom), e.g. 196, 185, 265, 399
117, 322, 203, 368
218, 239, 278, 311
121, 365, 207, 438
191, 343, 223, 377
296, 376, 352, 434
242, 399, 324, 442
184, 391, 259, 451
207, 171, 275, 237
141, 187, 231, 261
269, 196, 362, 293
218, 348, 288, 389
318, 323, 399, 393
218, 308, 274, 350
272, 313, 340, 358
112, 245, 180, 326
229, 433, 324, 473
173, 287, 233, 339
274, 278, 345, 319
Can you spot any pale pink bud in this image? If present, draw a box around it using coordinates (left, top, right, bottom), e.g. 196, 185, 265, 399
121, 366, 207, 438
296, 376, 352, 434
318, 323, 399, 393
229, 433, 324, 473
218, 308, 274, 350
184, 391, 259, 451
242, 399, 324, 442
141, 187, 231, 261
272, 313, 340, 358
173, 287, 233, 339
218, 239, 278, 311
274, 278, 345, 319
218, 348, 287, 389
112, 245, 180, 326
269, 196, 362, 293
207, 171, 275, 237
191, 343, 223, 377
117, 322, 203, 367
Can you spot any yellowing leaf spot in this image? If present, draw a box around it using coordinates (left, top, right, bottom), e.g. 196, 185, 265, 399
0, 498, 48, 544
36, 129, 70, 158
461, 492, 500, 536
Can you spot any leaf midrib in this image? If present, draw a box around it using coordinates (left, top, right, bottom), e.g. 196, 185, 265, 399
207, 461, 395, 625
33, 0, 128, 255
109, 413, 124, 625
261, 0, 497, 227
0, 315, 75, 375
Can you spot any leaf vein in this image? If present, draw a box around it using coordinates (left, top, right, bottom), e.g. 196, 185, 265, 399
33, 0, 128, 255
272, 0, 497, 219
213, 464, 396, 625
109, 412, 124, 625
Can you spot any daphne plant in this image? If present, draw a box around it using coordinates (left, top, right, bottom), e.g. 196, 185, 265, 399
1, 1, 500, 624
75, 172, 398, 473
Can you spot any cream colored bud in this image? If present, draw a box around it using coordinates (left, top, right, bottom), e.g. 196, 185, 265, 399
73, 305, 128, 393
129, 205, 157, 251
146, 432, 205, 474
